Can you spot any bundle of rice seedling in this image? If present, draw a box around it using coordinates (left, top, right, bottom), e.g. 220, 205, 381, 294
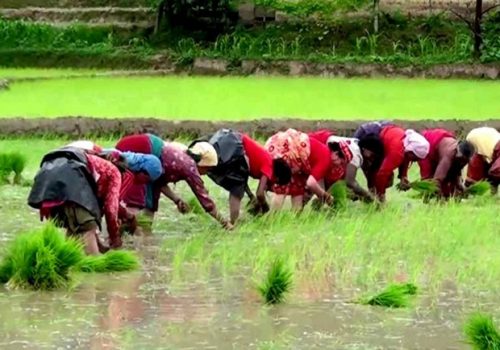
466, 181, 491, 196
78, 250, 140, 273
9, 152, 27, 185
257, 258, 293, 305
360, 282, 418, 308
0, 153, 10, 184
410, 180, 439, 195
464, 313, 500, 350
0, 223, 85, 290
329, 181, 348, 211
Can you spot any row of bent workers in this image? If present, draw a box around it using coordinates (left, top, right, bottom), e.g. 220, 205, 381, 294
28, 123, 500, 255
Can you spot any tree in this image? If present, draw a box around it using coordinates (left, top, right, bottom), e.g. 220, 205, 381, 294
450, 0, 500, 58
154, 0, 238, 36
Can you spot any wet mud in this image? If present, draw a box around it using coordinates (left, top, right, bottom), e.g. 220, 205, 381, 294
0, 117, 498, 139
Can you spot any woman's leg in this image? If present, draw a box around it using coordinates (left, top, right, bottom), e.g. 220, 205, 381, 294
291, 195, 304, 210
270, 194, 286, 210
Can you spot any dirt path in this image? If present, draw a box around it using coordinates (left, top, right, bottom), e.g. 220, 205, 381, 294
0, 117, 498, 139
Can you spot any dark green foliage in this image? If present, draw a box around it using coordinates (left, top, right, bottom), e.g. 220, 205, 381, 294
466, 181, 491, 196
258, 258, 293, 305
0, 223, 85, 290
78, 250, 140, 273
329, 180, 348, 211
464, 313, 500, 350
361, 283, 418, 308
482, 11, 500, 63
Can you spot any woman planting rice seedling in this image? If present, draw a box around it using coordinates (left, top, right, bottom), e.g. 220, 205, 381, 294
319, 133, 374, 203
188, 129, 292, 223
65, 140, 103, 154
28, 147, 159, 254
356, 123, 429, 202
417, 129, 476, 198
150, 141, 233, 230
264, 128, 334, 211
466, 127, 500, 195
115, 133, 165, 233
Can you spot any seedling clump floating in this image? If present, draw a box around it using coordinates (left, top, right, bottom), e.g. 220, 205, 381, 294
78, 250, 140, 273
464, 313, 500, 350
361, 283, 418, 308
258, 258, 293, 305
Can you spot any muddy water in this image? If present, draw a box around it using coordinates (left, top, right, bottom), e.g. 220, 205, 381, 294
0, 187, 498, 350
0, 233, 496, 350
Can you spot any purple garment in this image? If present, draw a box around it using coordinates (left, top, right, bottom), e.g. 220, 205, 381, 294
353, 121, 393, 140
153, 144, 216, 213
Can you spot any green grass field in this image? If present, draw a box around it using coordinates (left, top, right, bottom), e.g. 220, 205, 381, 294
1, 73, 499, 120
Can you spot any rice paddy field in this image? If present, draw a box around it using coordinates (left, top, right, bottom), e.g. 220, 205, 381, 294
0, 69, 499, 349
1, 69, 500, 120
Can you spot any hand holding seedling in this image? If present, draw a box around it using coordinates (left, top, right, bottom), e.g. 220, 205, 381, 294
176, 199, 190, 214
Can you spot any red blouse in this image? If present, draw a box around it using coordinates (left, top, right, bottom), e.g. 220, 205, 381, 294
308, 137, 332, 181
241, 134, 273, 180
376, 126, 407, 195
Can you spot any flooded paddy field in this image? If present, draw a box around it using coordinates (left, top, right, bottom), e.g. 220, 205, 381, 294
0, 138, 499, 349
1, 73, 500, 120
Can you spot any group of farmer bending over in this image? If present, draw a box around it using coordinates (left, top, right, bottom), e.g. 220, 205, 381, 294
27, 124, 500, 255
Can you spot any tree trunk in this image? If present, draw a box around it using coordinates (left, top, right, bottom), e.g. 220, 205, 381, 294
154, 0, 167, 34
473, 0, 483, 58
373, 0, 379, 33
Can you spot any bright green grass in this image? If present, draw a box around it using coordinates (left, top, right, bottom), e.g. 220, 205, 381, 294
0, 76, 499, 120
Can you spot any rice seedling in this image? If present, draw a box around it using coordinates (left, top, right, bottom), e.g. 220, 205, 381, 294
0, 223, 85, 290
78, 250, 140, 273
410, 180, 439, 194
329, 180, 348, 211
0, 153, 10, 184
466, 181, 492, 196
360, 283, 418, 308
0, 152, 27, 185
187, 197, 204, 215
257, 258, 293, 305
9, 152, 27, 185
464, 313, 500, 350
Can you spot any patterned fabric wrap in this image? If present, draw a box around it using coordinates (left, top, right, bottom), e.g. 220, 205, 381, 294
265, 129, 311, 196
265, 128, 311, 174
